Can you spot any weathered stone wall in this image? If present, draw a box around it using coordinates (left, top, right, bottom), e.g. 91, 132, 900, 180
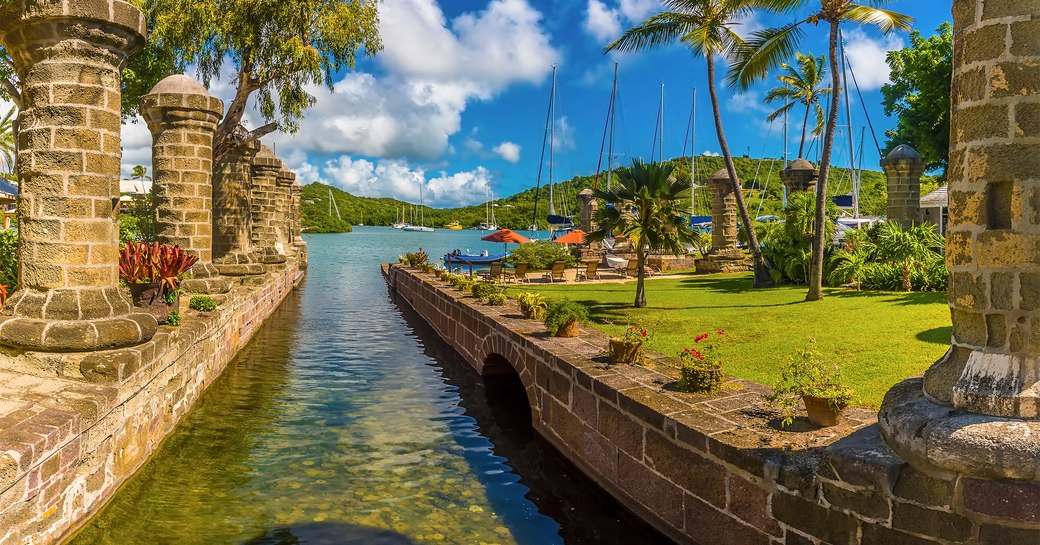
881, 145, 925, 229
385, 264, 1040, 545
0, 261, 303, 545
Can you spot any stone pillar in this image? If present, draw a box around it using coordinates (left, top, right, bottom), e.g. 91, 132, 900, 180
706, 170, 742, 259
291, 182, 306, 247
577, 188, 597, 234
780, 158, 819, 195
881, 144, 925, 229
139, 75, 232, 295
880, 0, 1040, 494
0, 1, 157, 351
212, 138, 265, 276
275, 164, 294, 255
249, 146, 286, 265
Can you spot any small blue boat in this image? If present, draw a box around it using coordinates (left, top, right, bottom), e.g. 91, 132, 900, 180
443, 252, 508, 274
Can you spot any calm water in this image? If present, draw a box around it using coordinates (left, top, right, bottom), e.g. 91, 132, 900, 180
68, 227, 673, 545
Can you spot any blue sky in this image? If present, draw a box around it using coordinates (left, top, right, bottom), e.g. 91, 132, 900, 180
116, 0, 951, 207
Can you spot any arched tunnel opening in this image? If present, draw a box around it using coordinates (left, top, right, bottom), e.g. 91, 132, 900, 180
481, 354, 533, 437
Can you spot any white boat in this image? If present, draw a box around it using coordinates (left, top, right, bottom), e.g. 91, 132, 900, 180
478, 222, 498, 231
480, 186, 498, 230
392, 206, 408, 229
405, 182, 434, 233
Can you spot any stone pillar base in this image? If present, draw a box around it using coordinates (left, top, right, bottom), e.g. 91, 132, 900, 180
879, 378, 1040, 482
256, 248, 287, 265
214, 253, 266, 276
695, 248, 750, 274
180, 262, 233, 294
292, 241, 308, 270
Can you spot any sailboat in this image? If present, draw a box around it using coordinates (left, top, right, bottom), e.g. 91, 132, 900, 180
392, 206, 408, 229
403, 182, 434, 232
531, 66, 573, 236
478, 186, 498, 230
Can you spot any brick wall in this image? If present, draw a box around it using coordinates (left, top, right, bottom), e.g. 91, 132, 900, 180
385, 264, 1038, 545
0, 258, 304, 545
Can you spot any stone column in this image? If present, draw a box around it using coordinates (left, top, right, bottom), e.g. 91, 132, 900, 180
291, 182, 306, 247
275, 164, 294, 255
780, 158, 819, 195
706, 170, 742, 259
577, 189, 597, 234
880, 0, 1040, 491
0, 1, 157, 351
249, 146, 286, 264
212, 138, 265, 276
139, 75, 232, 294
881, 144, 926, 229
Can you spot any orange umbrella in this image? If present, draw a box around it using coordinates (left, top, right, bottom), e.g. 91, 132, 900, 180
481, 228, 532, 253
552, 229, 586, 245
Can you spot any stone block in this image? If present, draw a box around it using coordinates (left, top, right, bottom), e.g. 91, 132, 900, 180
617, 452, 683, 528
891, 465, 955, 508
643, 428, 726, 508
684, 493, 772, 545
891, 501, 974, 543
962, 478, 1040, 524
772, 491, 859, 545
978, 524, 1040, 545
727, 473, 781, 537
860, 523, 943, 545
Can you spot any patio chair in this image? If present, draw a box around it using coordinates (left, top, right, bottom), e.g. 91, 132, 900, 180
578, 260, 600, 281
512, 262, 530, 283
543, 261, 567, 283
624, 259, 638, 278
482, 261, 504, 282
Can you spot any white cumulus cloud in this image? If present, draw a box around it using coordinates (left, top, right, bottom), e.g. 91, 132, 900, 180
584, 0, 623, 43
843, 29, 904, 90
493, 141, 521, 163
317, 156, 493, 208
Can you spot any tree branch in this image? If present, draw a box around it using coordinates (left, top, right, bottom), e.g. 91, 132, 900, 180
0, 77, 21, 110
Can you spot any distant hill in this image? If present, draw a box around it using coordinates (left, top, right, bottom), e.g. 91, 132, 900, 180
300, 155, 940, 233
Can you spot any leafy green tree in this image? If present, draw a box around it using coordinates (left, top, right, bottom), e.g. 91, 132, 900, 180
605, 0, 775, 288
764, 52, 831, 158
131, 165, 148, 180
882, 23, 952, 178
588, 160, 696, 308
729, 0, 912, 302
135, 0, 382, 158
0, 106, 13, 177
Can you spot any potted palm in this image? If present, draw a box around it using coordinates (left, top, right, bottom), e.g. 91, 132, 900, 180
609, 324, 651, 364
515, 292, 548, 320
766, 338, 854, 427
677, 330, 727, 393
544, 300, 588, 338
120, 242, 197, 324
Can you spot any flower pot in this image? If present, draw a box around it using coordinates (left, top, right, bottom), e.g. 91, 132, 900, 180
128, 283, 178, 325
556, 319, 580, 338
609, 339, 642, 364
678, 364, 723, 393
802, 395, 845, 427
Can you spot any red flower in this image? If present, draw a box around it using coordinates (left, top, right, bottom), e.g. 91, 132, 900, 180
695, 333, 708, 343
716, 329, 726, 336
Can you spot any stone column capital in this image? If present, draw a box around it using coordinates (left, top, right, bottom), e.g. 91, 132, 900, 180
780, 158, 819, 194
276, 167, 295, 187
0, 0, 146, 70
140, 76, 224, 132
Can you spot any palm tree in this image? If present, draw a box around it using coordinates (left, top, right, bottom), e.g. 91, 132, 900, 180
729, 0, 912, 301
764, 52, 831, 158
587, 160, 696, 307
605, 0, 774, 288
0, 107, 14, 178
874, 222, 944, 292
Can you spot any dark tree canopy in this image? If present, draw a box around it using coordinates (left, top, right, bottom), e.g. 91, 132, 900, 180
882, 23, 952, 178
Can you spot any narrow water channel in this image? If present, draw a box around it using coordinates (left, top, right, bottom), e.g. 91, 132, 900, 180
68, 228, 674, 545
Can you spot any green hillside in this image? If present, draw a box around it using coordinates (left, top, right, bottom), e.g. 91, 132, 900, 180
300, 155, 940, 233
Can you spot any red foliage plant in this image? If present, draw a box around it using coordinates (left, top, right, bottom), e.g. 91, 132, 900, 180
119, 242, 198, 294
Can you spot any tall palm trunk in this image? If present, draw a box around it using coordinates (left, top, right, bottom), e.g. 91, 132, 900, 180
807, 20, 843, 302
706, 54, 772, 288
635, 237, 647, 307
799, 103, 811, 158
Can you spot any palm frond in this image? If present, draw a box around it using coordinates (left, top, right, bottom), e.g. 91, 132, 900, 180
605, 12, 698, 53
844, 5, 913, 34
727, 21, 807, 90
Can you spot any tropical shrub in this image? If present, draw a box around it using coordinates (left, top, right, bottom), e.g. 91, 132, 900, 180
760, 193, 838, 285
188, 295, 218, 312
167, 309, 182, 326
827, 221, 945, 291
766, 338, 854, 427
515, 292, 548, 320
455, 277, 475, 293
505, 240, 574, 269
118, 242, 198, 295
486, 293, 507, 306
0, 228, 17, 289
677, 330, 727, 394
471, 281, 500, 300
543, 300, 589, 336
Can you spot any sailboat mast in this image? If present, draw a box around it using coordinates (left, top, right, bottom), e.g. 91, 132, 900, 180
659, 82, 664, 163
419, 182, 425, 227
549, 65, 556, 216
607, 62, 617, 191
690, 88, 696, 215
840, 31, 858, 218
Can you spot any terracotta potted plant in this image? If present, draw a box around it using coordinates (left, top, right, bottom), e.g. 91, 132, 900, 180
120, 242, 198, 325
544, 300, 588, 338
677, 330, 727, 393
766, 338, 854, 427
609, 324, 651, 364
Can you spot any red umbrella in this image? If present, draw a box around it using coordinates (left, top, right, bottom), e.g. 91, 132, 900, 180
552, 229, 586, 245
481, 228, 532, 253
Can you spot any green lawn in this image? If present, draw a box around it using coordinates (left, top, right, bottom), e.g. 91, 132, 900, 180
516, 273, 951, 409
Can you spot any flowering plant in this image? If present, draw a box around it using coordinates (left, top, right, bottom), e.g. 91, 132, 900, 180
119, 242, 198, 295
618, 323, 653, 345
677, 329, 727, 393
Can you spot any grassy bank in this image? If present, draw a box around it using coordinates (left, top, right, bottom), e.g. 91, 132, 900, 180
518, 273, 950, 408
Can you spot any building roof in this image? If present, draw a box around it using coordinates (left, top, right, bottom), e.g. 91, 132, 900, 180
920, 185, 948, 208
120, 179, 152, 195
